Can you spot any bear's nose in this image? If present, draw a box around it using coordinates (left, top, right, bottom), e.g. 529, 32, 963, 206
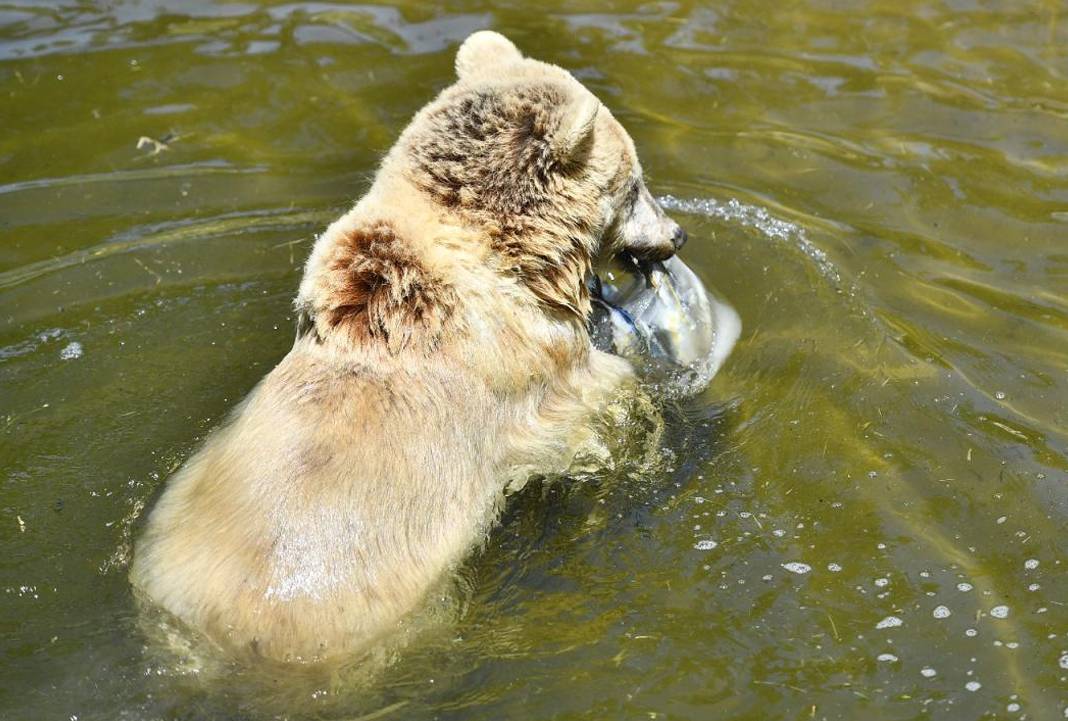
671, 225, 688, 251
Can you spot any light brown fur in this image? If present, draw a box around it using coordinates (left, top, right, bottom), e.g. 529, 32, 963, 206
130, 31, 684, 663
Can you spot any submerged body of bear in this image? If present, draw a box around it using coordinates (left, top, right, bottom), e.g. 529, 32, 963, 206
130, 31, 686, 663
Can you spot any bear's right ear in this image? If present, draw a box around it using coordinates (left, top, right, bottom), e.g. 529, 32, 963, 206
456, 31, 523, 80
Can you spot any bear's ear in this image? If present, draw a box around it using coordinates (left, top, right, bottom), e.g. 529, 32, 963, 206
456, 31, 523, 80
551, 94, 600, 162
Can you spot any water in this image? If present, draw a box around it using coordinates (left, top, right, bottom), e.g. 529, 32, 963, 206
2, 1, 1067, 719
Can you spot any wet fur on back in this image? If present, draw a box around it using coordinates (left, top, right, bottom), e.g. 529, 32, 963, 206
130, 31, 684, 663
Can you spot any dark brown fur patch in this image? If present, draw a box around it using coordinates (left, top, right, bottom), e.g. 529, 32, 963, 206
406, 83, 602, 319
315, 222, 457, 354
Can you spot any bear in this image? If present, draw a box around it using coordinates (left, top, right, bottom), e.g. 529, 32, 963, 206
129, 30, 687, 664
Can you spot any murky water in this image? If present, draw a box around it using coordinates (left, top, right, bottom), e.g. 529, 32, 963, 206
3, 1, 1067, 719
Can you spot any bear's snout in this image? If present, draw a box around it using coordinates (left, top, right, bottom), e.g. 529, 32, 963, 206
614, 182, 686, 262
671, 223, 688, 251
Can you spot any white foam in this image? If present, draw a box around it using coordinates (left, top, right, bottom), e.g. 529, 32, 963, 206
59, 341, 83, 360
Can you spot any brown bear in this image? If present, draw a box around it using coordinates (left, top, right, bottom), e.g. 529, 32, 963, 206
130, 30, 686, 664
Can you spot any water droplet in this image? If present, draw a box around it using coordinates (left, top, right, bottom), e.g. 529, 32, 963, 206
781, 562, 811, 575
933, 605, 951, 619
874, 577, 889, 588
957, 582, 973, 592
997, 516, 1008, 524
827, 562, 842, 573
1007, 703, 1021, 713
876, 616, 903, 630
876, 653, 898, 662
1025, 559, 1039, 570
995, 391, 1006, 400
1059, 653, 1068, 670
920, 667, 937, 678
990, 605, 1010, 619
694, 540, 718, 551
965, 681, 982, 692
965, 628, 978, 637
1029, 583, 1041, 592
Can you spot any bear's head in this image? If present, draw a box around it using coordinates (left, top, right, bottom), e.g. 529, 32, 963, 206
401, 31, 685, 320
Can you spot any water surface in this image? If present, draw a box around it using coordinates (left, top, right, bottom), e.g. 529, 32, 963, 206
2, 1, 1067, 719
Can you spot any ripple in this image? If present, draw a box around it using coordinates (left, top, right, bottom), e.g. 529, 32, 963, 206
0, 161, 265, 197
0, 207, 323, 290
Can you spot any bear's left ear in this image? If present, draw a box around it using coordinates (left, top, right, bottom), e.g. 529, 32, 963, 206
551, 94, 600, 162
456, 31, 523, 80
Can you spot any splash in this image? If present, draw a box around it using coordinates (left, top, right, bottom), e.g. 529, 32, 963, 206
658, 194, 842, 285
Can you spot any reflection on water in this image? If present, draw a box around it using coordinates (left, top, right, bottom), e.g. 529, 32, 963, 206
2, 1, 1067, 719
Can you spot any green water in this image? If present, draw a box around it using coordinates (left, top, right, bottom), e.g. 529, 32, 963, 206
2, 1, 1067, 719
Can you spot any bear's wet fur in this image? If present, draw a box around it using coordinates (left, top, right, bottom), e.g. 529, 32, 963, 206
130, 31, 685, 663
